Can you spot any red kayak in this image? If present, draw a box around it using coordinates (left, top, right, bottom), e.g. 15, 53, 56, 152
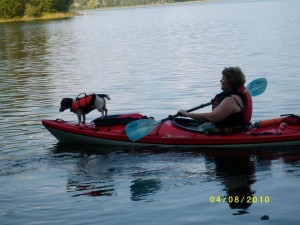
42, 113, 300, 148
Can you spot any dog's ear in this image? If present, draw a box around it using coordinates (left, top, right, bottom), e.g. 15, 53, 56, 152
60, 98, 73, 110
61, 98, 73, 105
59, 98, 73, 112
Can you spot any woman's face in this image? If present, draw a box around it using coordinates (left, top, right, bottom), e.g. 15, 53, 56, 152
220, 75, 232, 92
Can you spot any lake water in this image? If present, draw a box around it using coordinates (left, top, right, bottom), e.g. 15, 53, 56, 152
1, 0, 300, 224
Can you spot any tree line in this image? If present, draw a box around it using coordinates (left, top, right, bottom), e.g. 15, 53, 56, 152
1, 0, 196, 19
72, 0, 190, 10
0, 0, 73, 19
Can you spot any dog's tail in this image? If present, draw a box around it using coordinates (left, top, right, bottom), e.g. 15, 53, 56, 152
97, 94, 111, 100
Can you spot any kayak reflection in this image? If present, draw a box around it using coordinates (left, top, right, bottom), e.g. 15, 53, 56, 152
204, 151, 256, 214
49, 143, 300, 216
130, 179, 162, 202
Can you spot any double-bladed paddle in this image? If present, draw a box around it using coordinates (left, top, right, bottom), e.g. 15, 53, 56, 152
126, 78, 267, 142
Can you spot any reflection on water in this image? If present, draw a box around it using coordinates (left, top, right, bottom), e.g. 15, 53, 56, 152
68, 181, 115, 197
207, 155, 255, 213
50, 144, 300, 217
130, 179, 162, 201
1, 140, 300, 224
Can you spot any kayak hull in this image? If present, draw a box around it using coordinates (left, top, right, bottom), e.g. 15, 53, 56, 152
44, 125, 140, 147
42, 115, 300, 149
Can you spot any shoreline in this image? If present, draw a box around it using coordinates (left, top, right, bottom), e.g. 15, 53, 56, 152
82, 0, 213, 12
0, 12, 77, 23
0, 0, 213, 23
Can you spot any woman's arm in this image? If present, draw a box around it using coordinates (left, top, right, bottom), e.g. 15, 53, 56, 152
178, 96, 241, 122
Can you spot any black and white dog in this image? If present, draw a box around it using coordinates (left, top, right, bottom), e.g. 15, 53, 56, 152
59, 93, 110, 124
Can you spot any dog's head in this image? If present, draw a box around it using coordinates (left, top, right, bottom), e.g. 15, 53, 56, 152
59, 98, 73, 112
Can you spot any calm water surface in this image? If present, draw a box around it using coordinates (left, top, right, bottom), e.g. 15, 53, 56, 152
1, 0, 300, 224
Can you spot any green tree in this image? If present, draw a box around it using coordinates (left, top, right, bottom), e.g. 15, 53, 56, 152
87, 0, 97, 9
52, 0, 74, 12
0, 0, 74, 18
0, 0, 23, 18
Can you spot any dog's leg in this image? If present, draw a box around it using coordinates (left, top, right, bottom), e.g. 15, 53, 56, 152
99, 109, 105, 119
82, 114, 86, 124
103, 103, 108, 117
94, 96, 108, 118
77, 114, 81, 124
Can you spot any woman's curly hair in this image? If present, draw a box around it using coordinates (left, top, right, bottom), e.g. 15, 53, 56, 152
222, 66, 246, 91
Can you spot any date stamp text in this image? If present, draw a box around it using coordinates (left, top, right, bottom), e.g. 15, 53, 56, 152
210, 196, 270, 204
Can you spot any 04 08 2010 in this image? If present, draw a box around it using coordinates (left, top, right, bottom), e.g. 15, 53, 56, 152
209, 196, 270, 204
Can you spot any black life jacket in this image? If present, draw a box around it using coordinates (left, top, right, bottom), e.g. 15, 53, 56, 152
212, 86, 252, 127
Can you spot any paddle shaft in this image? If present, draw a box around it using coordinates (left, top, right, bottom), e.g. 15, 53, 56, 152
160, 78, 267, 123
161, 101, 212, 123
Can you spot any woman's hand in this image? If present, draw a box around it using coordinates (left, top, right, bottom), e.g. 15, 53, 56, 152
178, 110, 188, 117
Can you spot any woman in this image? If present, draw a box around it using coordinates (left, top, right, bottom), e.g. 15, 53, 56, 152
178, 66, 252, 133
